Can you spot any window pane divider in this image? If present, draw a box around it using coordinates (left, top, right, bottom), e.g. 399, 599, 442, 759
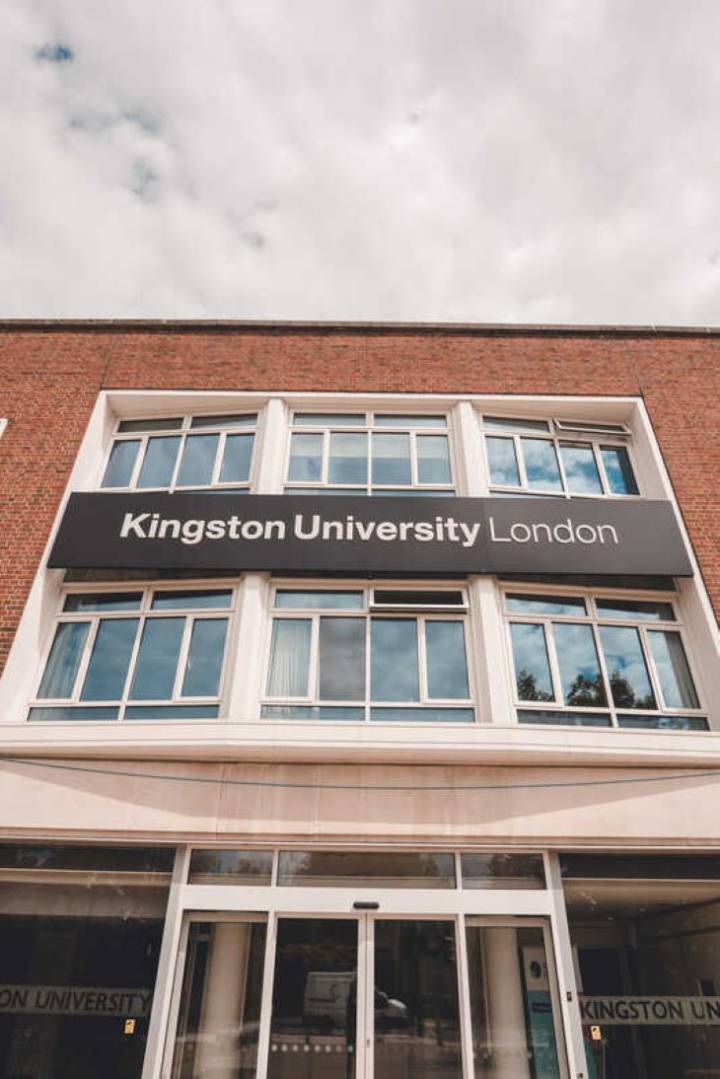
70, 618, 98, 702
172, 616, 195, 700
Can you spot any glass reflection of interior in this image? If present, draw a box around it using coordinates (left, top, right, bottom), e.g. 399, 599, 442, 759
374, 920, 463, 1079
171, 920, 267, 1079
563, 854, 720, 1079
268, 919, 358, 1079
465, 923, 562, 1079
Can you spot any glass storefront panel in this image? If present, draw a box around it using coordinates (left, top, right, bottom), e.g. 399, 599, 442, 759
171, 920, 267, 1078
0, 844, 171, 1079
465, 923, 562, 1078
562, 853, 720, 1079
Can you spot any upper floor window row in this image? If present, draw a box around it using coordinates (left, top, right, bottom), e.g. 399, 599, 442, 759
482, 415, 639, 498
101, 413, 257, 493
285, 412, 454, 496
97, 406, 642, 499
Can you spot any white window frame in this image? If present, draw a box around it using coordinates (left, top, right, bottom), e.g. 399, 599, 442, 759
261, 582, 476, 723
28, 582, 240, 722
284, 410, 457, 495
502, 583, 707, 729
480, 413, 642, 500
100, 412, 260, 493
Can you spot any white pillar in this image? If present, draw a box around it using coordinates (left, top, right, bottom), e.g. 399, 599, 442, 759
484, 928, 532, 1079
194, 923, 251, 1079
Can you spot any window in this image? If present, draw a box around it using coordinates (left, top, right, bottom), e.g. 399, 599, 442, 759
100, 413, 257, 492
30, 587, 234, 721
262, 586, 474, 722
482, 415, 639, 498
285, 412, 454, 495
505, 589, 706, 729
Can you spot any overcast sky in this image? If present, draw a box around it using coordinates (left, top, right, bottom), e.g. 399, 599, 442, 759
2, 1, 720, 323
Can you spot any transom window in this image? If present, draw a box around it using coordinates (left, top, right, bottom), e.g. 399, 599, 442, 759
505, 590, 706, 730
100, 413, 257, 492
482, 415, 639, 498
285, 412, 454, 495
262, 586, 474, 722
30, 588, 235, 722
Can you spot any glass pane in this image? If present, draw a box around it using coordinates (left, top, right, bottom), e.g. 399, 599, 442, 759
80, 618, 139, 700
648, 630, 700, 709
554, 622, 607, 706
486, 436, 520, 486
190, 412, 256, 428
219, 433, 254, 482
370, 707, 474, 722
278, 851, 455, 888
266, 619, 311, 697
374, 920, 462, 1079
599, 625, 656, 709
618, 714, 708, 731
374, 414, 447, 428
564, 857, 720, 1079
510, 623, 554, 702
426, 621, 469, 698
417, 435, 452, 483
37, 622, 90, 699
466, 924, 561, 1078
64, 592, 142, 612
262, 705, 365, 720
0, 843, 173, 873
181, 619, 228, 697
596, 598, 675, 621
374, 590, 464, 607
521, 438, 563, 491
101, 439, 140, 487
152, 590, 233, 610
506, 593, 587, 616
371, 432, 411, 485
371, 619, 419, 701
294, 412, 366, 426
461, 853, 545, 889
518, 709, 612, 727
0, 881, 168, 1079
175, 433, 219, 487
268, 919, 357, 1078
318, 618, 365, 700
188, 850, 273, 884
601, 444, 639, 494
275, 590, 364, 609
136, 435, 181, 488
288, 432, 323, 481
129, 617, 185, 700
328, 432, 368, 484
124, 704, 218, 719
560, 441, 603, 494
484, 415, 551, 433
172, 920, 267, 1079
29, 705, 120, 720
117, 416, 182, 432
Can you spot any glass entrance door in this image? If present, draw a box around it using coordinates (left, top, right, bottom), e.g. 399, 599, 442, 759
167, 914, 565, 1078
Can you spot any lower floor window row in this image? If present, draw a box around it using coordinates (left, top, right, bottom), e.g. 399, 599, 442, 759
3, 843, 720, 1079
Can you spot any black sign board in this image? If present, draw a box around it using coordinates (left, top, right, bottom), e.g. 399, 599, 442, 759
47, 493, 693, 577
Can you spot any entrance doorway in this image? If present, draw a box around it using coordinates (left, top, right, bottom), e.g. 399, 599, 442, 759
167, 913, 565, 1078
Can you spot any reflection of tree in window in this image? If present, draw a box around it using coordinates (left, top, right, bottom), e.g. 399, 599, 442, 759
516, 669, 554, 702
565, 671, 606, 707
608, 669, 656, 709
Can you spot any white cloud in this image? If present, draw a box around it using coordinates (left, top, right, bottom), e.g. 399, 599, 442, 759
1, 0, 720, 321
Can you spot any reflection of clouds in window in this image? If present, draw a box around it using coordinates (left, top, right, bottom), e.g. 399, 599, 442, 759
371, 433, 411, 485
487, 436, 519, 485
521, 438, 562, 490
559, 443, 602, 494
371, 619, 419, 701
553, 623, 606, 706
510, 623, 554, 701
417, 436, 451, 484
425, 622, 469, 698
647, 631, 699, 709
130, 618, 184, 699
599, 625, 655, 709
328, 432, 367, 484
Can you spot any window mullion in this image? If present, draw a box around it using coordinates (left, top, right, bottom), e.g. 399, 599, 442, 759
640, 624, 667, 712
211, 430, 226, 486
365, 612, 372, 721
554, 437, 571, 497
594, 441, 612, 496
543, 619, 564, 706
410, 431, 419, 486
70, 618, 99, 702
514, 433, 528, 489
308, 615, 320, 702
592, 622, 616, 725
119, 615, 145, 710
417, 615, 428, 702
321, 430, 330, 486
128, 434, 149, 489
173, 616, 195, 700
168, 432, 186, 491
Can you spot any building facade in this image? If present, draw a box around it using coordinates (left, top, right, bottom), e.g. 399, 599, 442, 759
0, 320, 719, 1079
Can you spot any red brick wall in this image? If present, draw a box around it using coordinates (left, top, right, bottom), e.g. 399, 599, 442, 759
1, 326, 718, 672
